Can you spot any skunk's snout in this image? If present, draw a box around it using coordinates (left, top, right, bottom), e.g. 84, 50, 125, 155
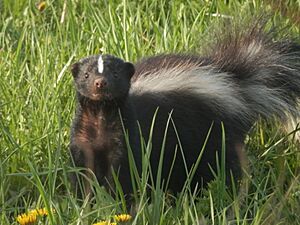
94, 78, 107, 89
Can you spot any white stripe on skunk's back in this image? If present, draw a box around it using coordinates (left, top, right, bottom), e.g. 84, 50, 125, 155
130, 64, 249, 118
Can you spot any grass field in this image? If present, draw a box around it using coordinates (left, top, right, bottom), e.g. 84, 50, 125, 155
1, 0, 300, 224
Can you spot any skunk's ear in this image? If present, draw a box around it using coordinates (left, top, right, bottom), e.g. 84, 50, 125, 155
123, 62, 135, 79
71, 62, 80, 77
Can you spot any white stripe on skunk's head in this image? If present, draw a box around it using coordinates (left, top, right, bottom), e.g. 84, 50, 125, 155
98, 55, 104, 73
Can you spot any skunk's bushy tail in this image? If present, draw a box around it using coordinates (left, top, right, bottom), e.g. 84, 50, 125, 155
131, 19, 300, 129
207, 20, 300, 123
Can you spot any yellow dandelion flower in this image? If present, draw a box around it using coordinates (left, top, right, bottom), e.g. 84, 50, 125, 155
36, 1, 46, 12
114, 214, 132, 222
37, 207, 48, 216
16, 213, 37, 225
28, 207, 48, 217
16, 208, 52, 225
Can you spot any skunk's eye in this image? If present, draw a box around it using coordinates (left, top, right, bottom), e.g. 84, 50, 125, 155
84, 72, 89, 79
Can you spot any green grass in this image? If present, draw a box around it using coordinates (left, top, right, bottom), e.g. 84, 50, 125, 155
1, 0, 300, 224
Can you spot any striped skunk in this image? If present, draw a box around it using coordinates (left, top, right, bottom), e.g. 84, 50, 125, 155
70, 20, 300, 198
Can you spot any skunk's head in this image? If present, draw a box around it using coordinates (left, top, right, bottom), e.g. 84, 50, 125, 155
71, 54, 135, 101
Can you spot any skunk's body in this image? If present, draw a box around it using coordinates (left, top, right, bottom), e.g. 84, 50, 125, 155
70, 21, 300, 197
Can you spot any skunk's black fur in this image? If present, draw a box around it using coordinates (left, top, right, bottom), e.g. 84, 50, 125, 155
70, 21, 300, 198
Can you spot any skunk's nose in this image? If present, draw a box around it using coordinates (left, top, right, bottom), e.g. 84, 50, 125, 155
94, 78, 107, 88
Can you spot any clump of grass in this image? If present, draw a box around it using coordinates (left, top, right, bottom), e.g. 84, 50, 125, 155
1, 0, 299, 224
